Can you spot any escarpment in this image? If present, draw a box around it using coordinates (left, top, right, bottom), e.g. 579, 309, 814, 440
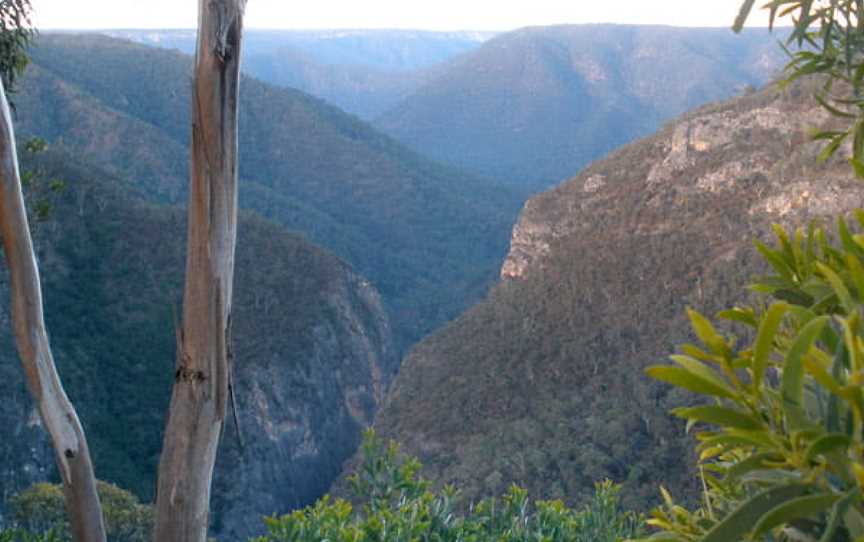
371, 79, 864, 510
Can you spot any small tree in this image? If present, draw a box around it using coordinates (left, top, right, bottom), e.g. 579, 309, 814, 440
0, 1, 106, 539
0, 1, 247, 541
152, 1, 246, 540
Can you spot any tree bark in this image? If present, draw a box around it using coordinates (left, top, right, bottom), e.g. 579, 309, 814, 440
0, 81, 106, 540
153, 1, 245, 540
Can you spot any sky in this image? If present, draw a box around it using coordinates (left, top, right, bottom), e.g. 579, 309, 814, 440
30, 0, 773, 31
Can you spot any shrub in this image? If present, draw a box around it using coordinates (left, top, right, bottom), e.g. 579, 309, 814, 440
5, 481, 152, 542
638, 216, 864, 541
253, 430, 643, 542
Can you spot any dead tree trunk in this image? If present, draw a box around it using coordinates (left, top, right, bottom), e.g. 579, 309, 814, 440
0, 81, 106, 540
153, 1, 245, 540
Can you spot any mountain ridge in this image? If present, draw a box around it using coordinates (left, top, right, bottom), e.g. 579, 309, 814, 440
376, 24, 786, 188
369, 78, 864, 510
17, 33, 524, 349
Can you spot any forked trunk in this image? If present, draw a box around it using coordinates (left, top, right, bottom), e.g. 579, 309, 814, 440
0, 80, 106, 541
152, 1, 245, 540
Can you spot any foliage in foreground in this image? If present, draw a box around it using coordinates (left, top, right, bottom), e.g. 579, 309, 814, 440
253, 430, 644, 542
639, 216, 864, 541
735, 0, 864, 177
2, 481, 152, 542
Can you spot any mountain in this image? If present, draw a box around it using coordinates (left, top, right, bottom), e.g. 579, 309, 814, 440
102, 29, 495, 118
376, 24, 786, 189
369, 79, 864, 510
0, 147, 397, 540
17, 33, 524, 350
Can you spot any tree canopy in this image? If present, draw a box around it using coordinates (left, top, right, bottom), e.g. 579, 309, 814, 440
0, 0, 33, 91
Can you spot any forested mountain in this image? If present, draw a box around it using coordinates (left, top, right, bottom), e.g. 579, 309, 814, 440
376, 25, 785, 188
0, 148, 396, 539
369, 79, 864, 510
18, 33, 523, 350
103, 29, 494, 118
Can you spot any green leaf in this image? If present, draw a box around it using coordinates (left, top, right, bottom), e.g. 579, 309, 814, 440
717, 307, 758, 327
848, 254, 864, 302
700, 484, 812, 542
816, 262, 854, 313
782, 316, 830, 430
646, 367, 736, 399
672, 406, 762, 431
804, 433, 851, 462
724, 452, 785, 482
753, 302, 790, 390
756, 239, 795, 281
687, 309, 727, 355
670, 355, 736, 394
752, 492, 841, 538
852, 157, 864, 180
839, 217, 864, 259
819, 488, 860, 542
697, 430, 778, 451
732, 0, 758, 32
827, 341, 847, 432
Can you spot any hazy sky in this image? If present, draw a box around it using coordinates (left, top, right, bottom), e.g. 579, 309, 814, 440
31, 0, 773, 31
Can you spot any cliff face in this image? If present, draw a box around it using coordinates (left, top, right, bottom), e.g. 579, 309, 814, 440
0, 150, 397, 539
371, 79, 864, 510
212, 260, 396, 540
501, 83, 839, 281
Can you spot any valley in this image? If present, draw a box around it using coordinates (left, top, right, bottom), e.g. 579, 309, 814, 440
1, 16, 855, 541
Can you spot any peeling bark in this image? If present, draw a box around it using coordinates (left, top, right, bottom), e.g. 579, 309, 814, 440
153, 1, 245, 540
0, 80, 106, 540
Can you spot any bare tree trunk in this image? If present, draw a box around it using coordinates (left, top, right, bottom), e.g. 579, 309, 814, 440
0, 82, 106, 540
153, 1, 245, 540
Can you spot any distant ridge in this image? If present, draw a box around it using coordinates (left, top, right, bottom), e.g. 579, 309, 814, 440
18, 32, 523, 349
103, 28, 496, 118
376, 24, 785, 188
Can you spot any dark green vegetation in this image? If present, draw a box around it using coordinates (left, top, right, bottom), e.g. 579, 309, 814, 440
254, 432, 643, 542
370, 78, 864, 513
0, 145, 396, 540
2, 433, 643, 542
376, 25, 786, 189
0, 0, 33, 91
16, 33, 524, 351
7, 481, 152, 541
105, 29, 494, 119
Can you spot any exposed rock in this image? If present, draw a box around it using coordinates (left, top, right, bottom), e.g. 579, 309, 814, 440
502, 82, 854, 281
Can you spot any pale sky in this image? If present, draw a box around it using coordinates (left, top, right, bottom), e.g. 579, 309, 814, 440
31, 0, 773, 31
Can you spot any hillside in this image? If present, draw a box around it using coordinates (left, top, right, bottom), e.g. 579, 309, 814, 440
16, 33, 524, 350
0, 147, 397, 540
103, 29, 494, 118
370, 79, 864, 510
376, 25, 785, 189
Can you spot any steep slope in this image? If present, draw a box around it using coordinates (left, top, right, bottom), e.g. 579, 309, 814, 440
16, 33, 524, 349
377, 25, 785, 188
0, 148, 396, 539
371, 80, 864, 510
102, 29, 494, 118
